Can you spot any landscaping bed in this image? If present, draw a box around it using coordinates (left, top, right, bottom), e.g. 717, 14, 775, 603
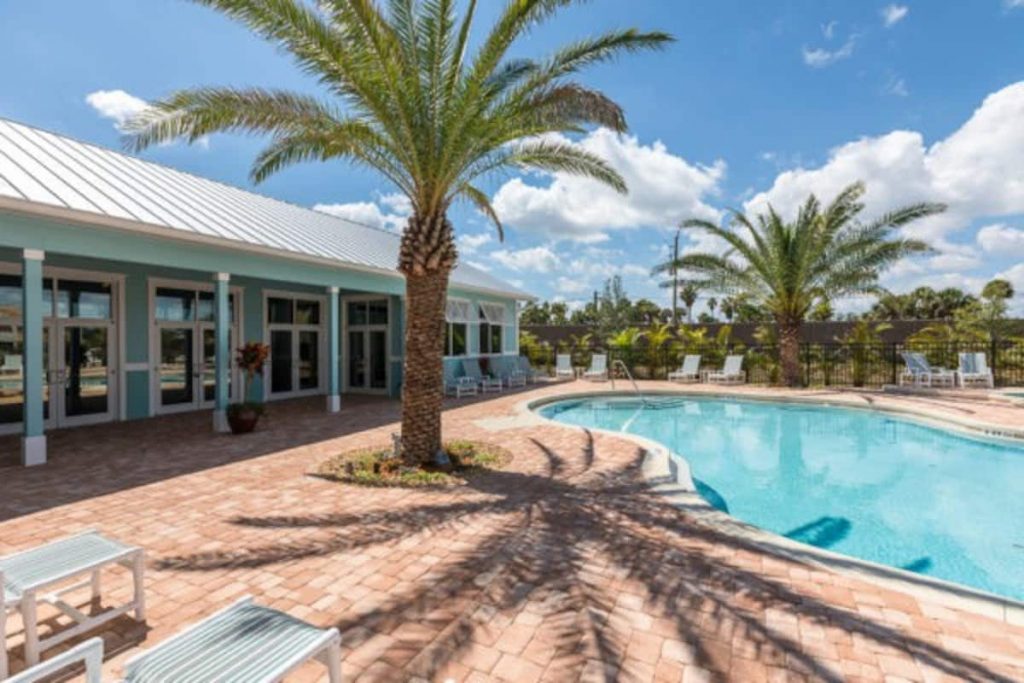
317, 440, 512, 488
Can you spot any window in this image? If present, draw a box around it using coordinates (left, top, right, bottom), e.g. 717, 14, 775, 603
478, 303, 508, 355
266, 294, 323, 396
156, 287, 234, 323
444, 299, 475, 357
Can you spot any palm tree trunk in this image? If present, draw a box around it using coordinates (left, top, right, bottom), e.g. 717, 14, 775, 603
398, 212, 458, 466
778, 318, 803, 387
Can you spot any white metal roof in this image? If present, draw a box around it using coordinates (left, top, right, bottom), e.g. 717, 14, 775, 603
0, 117, 530, 300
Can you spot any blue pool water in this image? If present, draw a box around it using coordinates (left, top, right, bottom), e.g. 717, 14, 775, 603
539, 397, 1024, 601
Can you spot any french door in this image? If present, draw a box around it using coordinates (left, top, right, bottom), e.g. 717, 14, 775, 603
0, 271, 119, 435
344, 298, 389, 393
265, 293, 325, 399
152, 283, 238, 414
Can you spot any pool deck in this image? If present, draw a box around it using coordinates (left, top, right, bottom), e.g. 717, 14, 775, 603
1, 382, 1023, 681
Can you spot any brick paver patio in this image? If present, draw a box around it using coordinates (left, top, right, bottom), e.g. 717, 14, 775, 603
1, 383, 1023, 682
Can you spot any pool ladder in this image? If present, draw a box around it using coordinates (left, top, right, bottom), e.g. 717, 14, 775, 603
611, 359, 652, 407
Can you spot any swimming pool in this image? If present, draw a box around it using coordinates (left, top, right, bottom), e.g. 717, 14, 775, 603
538, 396, 1024, 601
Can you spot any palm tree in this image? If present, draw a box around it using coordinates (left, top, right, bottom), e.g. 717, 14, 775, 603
126, 0, 672, 465
676, 183, 942, 386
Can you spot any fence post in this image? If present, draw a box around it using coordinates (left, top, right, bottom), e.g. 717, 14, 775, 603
891, 343, 898, 386
991, 338, 999, 387
804, 344, 811, 387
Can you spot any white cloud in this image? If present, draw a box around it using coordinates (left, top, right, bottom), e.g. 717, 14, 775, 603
881, 4, 909, 28
802, 36, 856, 68
822, 20, 838, 39
491, 128, 725, 242
457, 232, 493, 255
927, 253, 981, 272
555, 276, 589, 295
977, 223, 1024, 255
86, 89, 209, 148
490, 246, 561, 273
884, 74, 909, 97
313, 196, 408, 232
85, 89, 149, 131
745, 81, 1024, 248
465, 260, 492, 273
1005, 0, 1024, 9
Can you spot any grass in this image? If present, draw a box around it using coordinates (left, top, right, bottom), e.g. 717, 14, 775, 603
317, 440, 512, 488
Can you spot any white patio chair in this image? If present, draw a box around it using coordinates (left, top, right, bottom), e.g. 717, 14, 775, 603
958, 352, 994, 389
0, 353, 20, 375
899, 352, 955, 388
493, 356, 527, 388
462, 358, 503, 393
1, 531, 145, 676
5, 637, 103, 683
706, 355, 746, 384
516, 356, 546, 383
668, 355, 701, 383
583, 354, 608, 381
444, 361, 477, 398
122, 596, 341, 682
555, 354, 574, 379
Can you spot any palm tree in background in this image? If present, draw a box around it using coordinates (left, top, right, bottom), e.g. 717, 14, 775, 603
675, 183, 942, 386
126, 0, 672, 465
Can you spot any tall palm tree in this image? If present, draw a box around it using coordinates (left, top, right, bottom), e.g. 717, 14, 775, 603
126, 0, 672, 465
675, 183, 942, 386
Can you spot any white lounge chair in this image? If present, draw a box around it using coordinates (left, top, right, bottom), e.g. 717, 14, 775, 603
493, 356, 527, 388
555, 354, 574, 380
6, 637, 103, 683
1, 531, 145, 676
444, 361, 477, 398
516, 356, 546, 383
583, 354, 608, 381
123, 596, 341, 682
462, 358, 503, 393
706, 355, 746, 384
899, 352, 955, 388
958, 352, 994, 389
0, 353, 20, 376
668, 355, 701, 383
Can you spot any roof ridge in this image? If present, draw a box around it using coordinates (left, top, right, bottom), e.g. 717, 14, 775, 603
0, 114, 402, 240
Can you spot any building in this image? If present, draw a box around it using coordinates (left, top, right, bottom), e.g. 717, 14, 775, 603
0, 118, 529, 466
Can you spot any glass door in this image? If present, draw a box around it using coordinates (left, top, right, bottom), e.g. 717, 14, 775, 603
158, 326, 196, 410
57, 322, 114, 426
344, 298, 389, 393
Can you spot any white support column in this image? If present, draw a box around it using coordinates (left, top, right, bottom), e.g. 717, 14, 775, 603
213, 273, 231, 433
21, 249, 46, 466
327, 286, 341, 412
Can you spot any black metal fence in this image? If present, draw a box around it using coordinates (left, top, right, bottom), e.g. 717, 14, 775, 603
520, 340, 1024, 388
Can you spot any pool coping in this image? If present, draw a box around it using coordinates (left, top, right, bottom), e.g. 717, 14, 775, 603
521, 388, 1024, 627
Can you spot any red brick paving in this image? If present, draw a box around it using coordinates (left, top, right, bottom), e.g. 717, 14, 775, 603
1, 384, 1023, 682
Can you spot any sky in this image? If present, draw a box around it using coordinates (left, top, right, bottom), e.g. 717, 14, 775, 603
2, 1, 1024, 314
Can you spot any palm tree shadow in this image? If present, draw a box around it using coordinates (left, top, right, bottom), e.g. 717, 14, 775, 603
152, 436, 1018, 682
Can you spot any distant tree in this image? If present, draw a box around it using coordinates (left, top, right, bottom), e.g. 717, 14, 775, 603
521, 302, 552, 325
697, 312, 716, 324
677, 183, 940, 386
809, 299, 834, 322
707, 296, 718, 319
632, 298, 662, 325
550, 301, 570, 325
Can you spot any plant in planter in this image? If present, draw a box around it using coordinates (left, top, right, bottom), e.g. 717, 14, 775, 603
227, 341, 269, 434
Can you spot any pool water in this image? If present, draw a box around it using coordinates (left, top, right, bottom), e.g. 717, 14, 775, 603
539, 397, 1024, 601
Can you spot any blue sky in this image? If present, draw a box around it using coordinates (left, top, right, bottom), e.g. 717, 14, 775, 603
2, 1, 1024, 313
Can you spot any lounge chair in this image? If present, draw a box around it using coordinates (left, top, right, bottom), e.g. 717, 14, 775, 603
668, 355, 701, 383
516, 356, 546, 383
899, 352, 955, 388
1, 530, 146, 676
491, 356, 526, 388
706, 355, 746, 384
555, 354, 574, 380
444, 361, 477, 398
6, 637, 103, 683
583, 354, 608, 381
123, 596, 341, 682
0, 353, 20, 376
462, 358, 503, 393
958, 352, 994, 389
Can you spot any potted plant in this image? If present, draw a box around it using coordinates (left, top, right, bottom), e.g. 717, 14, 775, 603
227, 341, 269, 434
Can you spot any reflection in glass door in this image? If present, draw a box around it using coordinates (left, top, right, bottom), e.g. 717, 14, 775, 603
60, 324, 111, 422
369, 330, 387, 390
348, 331, 366, 389
159, 327, 195, 408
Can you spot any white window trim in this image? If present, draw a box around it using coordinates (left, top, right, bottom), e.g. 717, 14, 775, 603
477, 300, 512, 357
263, 288, 327, 400
148, 277, 244, 416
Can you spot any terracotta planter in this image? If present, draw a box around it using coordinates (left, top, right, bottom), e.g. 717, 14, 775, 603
227, 408, 261, 434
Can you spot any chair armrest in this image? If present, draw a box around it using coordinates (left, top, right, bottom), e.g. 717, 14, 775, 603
7, 637, 103, 683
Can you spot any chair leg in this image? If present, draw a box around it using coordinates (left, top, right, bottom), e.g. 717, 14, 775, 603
133, 550, 147, 621
91, 569, 102, 601
1, 601, 8, 680
321, 640, 343, 683
22, 591, 39, 666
